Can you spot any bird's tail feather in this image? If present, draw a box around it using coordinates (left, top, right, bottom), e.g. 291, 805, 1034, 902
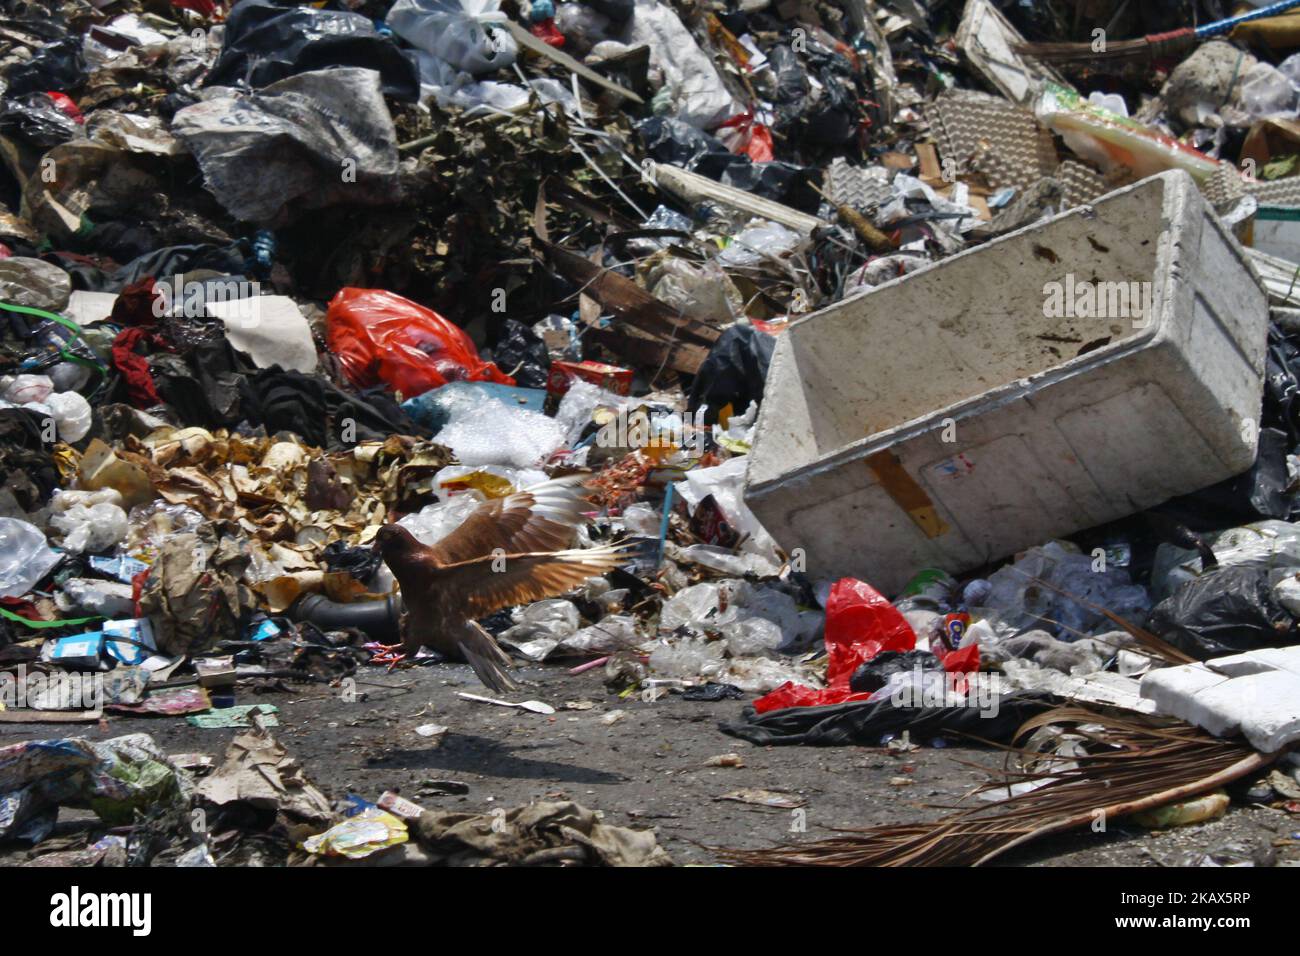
459, 621, 518, 693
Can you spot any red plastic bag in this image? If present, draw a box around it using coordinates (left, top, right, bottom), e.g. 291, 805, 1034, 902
717, 112, 775, 163
753, 578, 915, 714
938, 642, 981, 674
529, 18, 566, 46
753, 579, 986, 713
326, 288, 514, 399
824, 578, 916, 682
44, 92, 84, 124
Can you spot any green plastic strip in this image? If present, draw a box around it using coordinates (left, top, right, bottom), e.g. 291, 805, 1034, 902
0, 607, 101, 630
0, 299, 108, 378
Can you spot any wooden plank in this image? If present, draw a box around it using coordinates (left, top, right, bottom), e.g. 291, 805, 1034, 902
539, 240, 721, 346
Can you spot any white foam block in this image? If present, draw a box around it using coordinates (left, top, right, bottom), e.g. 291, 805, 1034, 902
1141, 651, 1300, 752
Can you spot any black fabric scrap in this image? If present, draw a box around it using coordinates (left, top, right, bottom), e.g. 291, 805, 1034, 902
719, 692, 1051, 747
237, 367, 428, 450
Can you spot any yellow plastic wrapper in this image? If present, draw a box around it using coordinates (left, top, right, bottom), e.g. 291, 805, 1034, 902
1131, 791, 1230, 829
301, 808, 409, 859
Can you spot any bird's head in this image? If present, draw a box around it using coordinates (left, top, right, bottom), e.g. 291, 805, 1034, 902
373, 524, 421, 566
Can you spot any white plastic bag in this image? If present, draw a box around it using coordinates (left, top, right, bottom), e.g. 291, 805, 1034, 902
46, 390, 93, 442
621, 0, 739, 129
49, 489, 129, 554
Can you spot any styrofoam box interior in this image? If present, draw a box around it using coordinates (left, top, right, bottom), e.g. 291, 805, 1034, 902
744, 171, 1270, 594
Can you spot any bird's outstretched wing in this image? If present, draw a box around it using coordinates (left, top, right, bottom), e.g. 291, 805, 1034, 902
436, 543, 636, 621
427, 475, 590, 566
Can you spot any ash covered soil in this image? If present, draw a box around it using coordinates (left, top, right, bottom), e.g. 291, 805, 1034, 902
2, 662, 1296, 867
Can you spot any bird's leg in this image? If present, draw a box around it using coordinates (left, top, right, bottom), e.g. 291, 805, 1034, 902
368, 611, 413, 669
366, 643, 408, 668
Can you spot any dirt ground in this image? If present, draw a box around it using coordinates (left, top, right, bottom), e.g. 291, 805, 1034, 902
3, 659, 1298, 867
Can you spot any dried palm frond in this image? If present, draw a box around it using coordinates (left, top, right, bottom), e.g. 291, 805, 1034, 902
717, 707, 1273, 867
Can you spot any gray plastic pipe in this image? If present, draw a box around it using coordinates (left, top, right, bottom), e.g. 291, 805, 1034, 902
289, 593, 403, 642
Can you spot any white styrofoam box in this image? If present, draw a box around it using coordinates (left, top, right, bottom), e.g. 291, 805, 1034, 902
1140, 663, 1229, 727
744, 171, 1269, 595
1141, 649, 1300, 753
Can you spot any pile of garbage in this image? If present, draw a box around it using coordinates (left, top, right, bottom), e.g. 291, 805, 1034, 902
5, 0, 1300, 866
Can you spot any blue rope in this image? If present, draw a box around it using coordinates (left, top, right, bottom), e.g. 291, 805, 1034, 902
1197, 0, 1300, 39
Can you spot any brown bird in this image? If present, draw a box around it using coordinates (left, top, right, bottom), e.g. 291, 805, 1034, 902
373, 476, 632, 692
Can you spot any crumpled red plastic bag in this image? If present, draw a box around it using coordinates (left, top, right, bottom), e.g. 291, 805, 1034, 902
936, 642, 980, 674
717, 112, 775, 162
752, 577, 981, 714
45, 92, 83, 124
326, 288, 514, 399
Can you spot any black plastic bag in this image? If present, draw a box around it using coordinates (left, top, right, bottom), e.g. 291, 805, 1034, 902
52, 242, 251, 293
204, 0, 421, 102
637, 117, 802, 202
1264, 325, 1300, 443
150, 337, 246, 429
801, 56, 860, 145
1147, 566, 1299, 659
682, 682, 746, 702
0, 92, 79, 148
238, 366, 428, 450
2, 37, 85, 97
490, 319, 551, 389
322, 541, 382, 582
767, 44, 810, 109
687, 323, 776, 424
849, 649, 943, 694
1156, 427, 1298, 529
586, 0, 633, 22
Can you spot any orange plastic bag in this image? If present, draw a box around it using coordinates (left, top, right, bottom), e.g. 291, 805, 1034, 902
326, 288, 514, 398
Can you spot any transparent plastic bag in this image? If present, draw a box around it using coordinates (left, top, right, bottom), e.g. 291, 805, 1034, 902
648, 637, 726, 679
1037, 82, 1223, 182
397, 494, 483, 546
501, 599, 581, 643
127, 501, 206, 556
1240, 62, 1299, 119
0, 518, 60, 597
